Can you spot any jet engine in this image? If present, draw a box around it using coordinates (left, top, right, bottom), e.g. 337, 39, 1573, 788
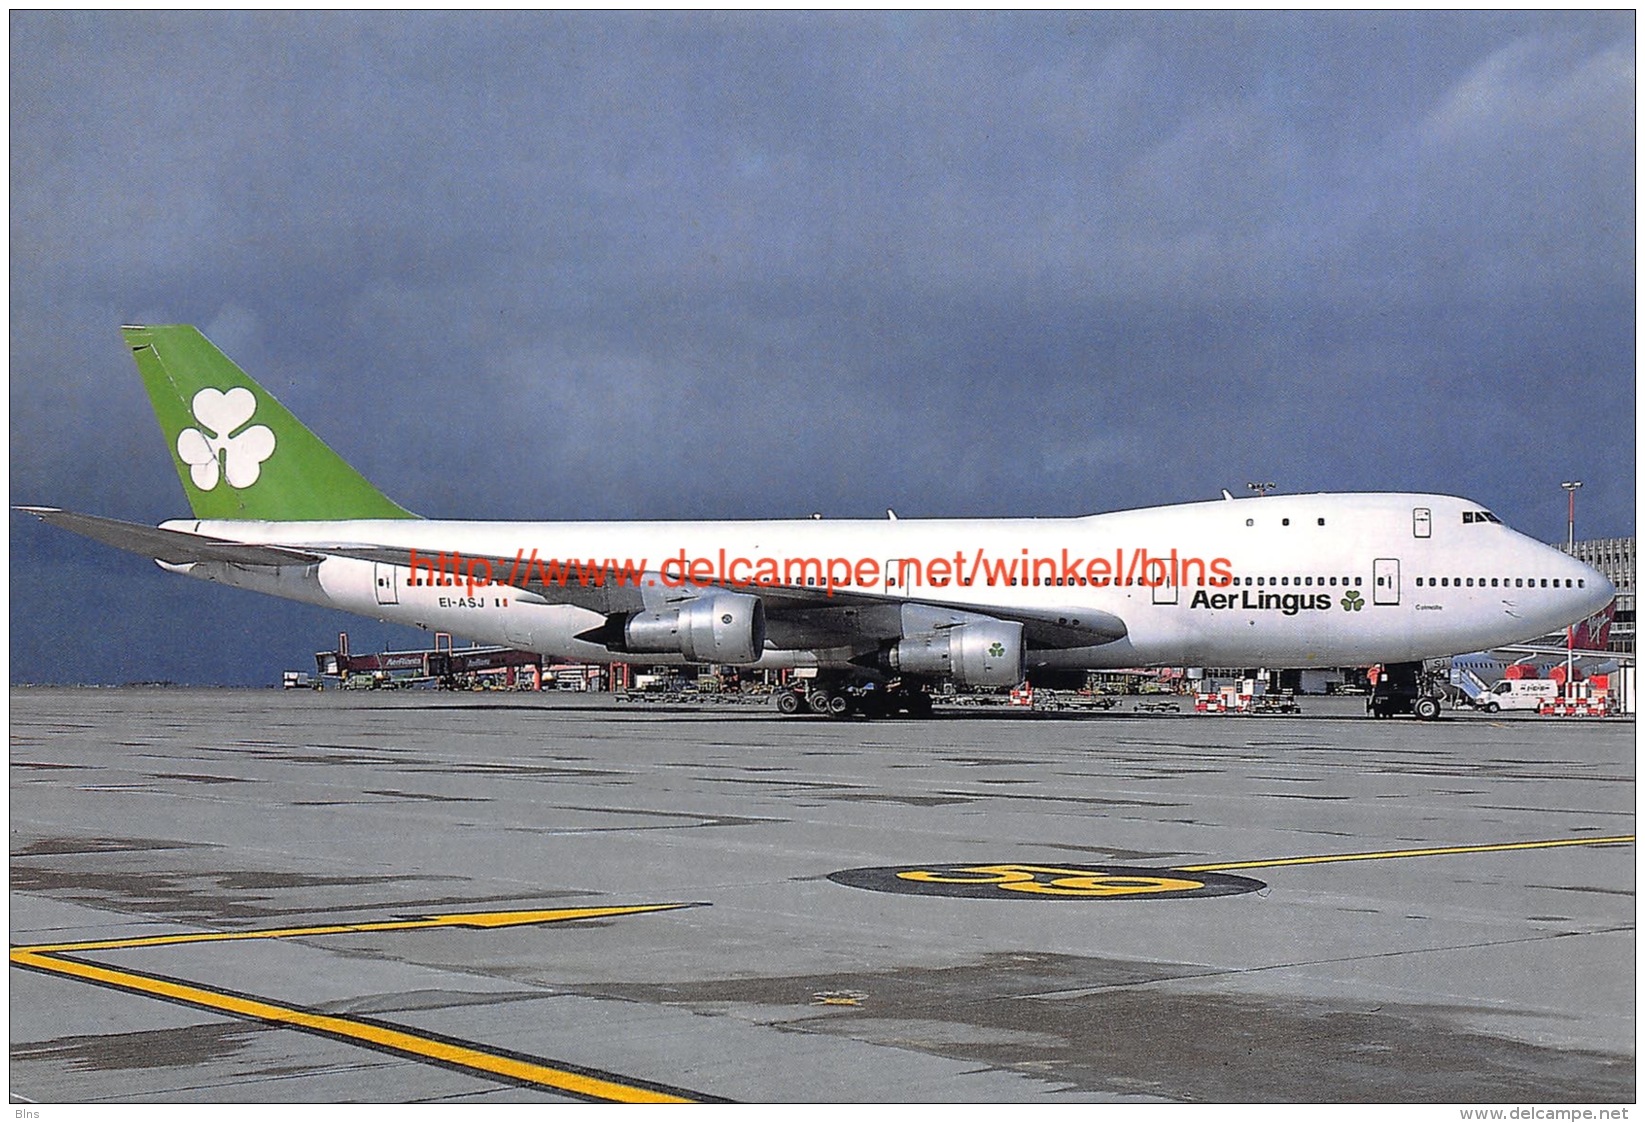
887, 620, 1024, 688
622, 593, 767, 664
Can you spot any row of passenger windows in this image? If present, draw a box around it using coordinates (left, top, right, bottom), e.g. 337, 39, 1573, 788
1013, 575, 1364, 588
1015, 575, 1365, 588
991, 574, 1584, 591
1416, 576, 1583, 589
410, 571, 1578, 591
1226, 575, 1358, 587
797, 573, 1584, 590
887, 576, 1359, 588
1021, 576, 1355, 587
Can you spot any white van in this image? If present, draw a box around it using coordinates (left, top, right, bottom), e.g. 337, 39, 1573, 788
1479, 678, 1560, 713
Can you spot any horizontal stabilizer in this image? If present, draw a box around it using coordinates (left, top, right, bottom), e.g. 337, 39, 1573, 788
17, 507, 324, 567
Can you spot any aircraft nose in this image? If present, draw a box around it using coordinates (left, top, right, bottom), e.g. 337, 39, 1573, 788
1590, 567, 1617, 610
1567, 553, 1614, 615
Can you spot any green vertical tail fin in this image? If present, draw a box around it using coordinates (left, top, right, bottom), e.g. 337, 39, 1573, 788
123, 324, 417, 521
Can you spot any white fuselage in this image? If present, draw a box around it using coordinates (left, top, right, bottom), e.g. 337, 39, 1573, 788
161, 492, 1613, 673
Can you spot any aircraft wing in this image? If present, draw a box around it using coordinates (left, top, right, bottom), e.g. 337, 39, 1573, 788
1484, 643, 1632, 667
18, 511, 1129, 652
322, 542, 1130, 651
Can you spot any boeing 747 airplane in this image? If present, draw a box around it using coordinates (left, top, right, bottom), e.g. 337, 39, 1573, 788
21, 325, 1615, 719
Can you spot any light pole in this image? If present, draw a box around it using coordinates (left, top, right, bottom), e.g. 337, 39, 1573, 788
1561, 481, 1582, 552
1561, 481, 1583, 693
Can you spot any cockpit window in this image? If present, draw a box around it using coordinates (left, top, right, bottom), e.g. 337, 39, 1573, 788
1462, 510, 1501, 525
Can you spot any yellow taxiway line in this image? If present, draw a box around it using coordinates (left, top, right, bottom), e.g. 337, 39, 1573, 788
1179, 834, 1636, 873
13, 903, 689, 955
11, 903, 715, 1103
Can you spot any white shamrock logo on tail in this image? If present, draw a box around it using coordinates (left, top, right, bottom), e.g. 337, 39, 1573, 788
176, 387, 276, 490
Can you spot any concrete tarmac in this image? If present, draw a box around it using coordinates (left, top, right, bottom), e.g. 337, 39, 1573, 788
8, 687, 1635, 1103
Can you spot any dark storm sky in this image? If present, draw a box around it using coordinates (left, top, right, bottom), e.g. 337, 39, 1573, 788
9, 11, 1635, 684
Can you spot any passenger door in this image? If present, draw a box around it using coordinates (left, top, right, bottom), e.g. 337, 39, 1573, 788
884, 558, 909, 594
373, 562, 399, 605
1150, 562, 1178, 605
1373, 558, 1400, 606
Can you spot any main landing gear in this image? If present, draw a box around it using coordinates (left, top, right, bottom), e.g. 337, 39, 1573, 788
772, 677, 934, 720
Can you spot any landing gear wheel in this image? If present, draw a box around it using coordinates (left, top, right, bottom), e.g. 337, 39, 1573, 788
807, 689, 832, 715
1414, 696, 1441, 721
826, 694, 854, 718
775, 690, 803, 716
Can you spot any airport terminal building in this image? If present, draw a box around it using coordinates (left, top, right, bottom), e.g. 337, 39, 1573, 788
1562, 537, 1634, 654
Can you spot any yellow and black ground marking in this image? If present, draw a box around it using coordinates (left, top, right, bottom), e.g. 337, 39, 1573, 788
11, 904, 726, 1103
827, 833, 1636, 901
829, 863, 1264, 899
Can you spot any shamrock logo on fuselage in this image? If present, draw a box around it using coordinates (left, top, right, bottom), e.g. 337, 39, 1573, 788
1341, 590, 1365, 611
